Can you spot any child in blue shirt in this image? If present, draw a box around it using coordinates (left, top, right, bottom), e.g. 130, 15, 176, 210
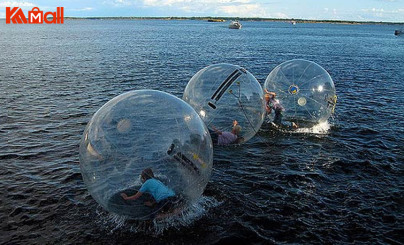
121, 168, 178, 216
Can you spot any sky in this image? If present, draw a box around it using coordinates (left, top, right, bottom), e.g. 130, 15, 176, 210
0, 0, 403, 22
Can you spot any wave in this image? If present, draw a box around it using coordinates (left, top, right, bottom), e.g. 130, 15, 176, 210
0, 152, 48, 160
93, 195, 221, 235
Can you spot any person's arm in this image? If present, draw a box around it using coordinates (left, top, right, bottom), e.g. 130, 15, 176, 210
210, 125, 222, 135
121, 191, 143, 200
265, 90, 276, 97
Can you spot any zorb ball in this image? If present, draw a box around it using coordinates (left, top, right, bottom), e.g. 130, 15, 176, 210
183, 64, 266, 144
79, 90, 213, 220
264, 59, 336, 127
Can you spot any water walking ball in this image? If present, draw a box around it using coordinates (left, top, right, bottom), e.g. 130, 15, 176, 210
79, 90, 213, 220
263, 59, 336, 127
183, 63, 266, 144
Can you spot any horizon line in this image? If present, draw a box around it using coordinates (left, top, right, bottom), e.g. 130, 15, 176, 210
0, 16, 403, 24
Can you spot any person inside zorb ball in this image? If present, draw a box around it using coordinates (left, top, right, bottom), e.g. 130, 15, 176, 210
263, 59, 337, 129
183, 63, 266, 145
79, 90, 213, 220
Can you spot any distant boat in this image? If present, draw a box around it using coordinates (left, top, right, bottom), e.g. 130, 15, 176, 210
291, 20, 297, 25
394, 29, 402, 35
208, 19, 225, 22
229, 21, 242, 29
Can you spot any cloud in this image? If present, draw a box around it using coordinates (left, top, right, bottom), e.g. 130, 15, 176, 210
0, 1, 36, 15
104, 0, 269, 17
141, 0, 254, 7
104, 0, 139, 6
271, 12, 289, 19
144, 0, 268, 17
143, 0, 189, 7
0, 1, 35, 8
360, 7, 404, 21
216, 3, 268, 17
71, 7, 94, 12
361, 7, 404, 14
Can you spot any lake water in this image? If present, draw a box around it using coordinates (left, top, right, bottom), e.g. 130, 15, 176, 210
1, 20, 403, 244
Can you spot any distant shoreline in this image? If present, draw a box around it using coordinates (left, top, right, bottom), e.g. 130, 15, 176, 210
1, 16, 403, 25
63, 17, 404, 25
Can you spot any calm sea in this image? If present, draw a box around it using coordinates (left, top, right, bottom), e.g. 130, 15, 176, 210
1, 20, 403, 244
